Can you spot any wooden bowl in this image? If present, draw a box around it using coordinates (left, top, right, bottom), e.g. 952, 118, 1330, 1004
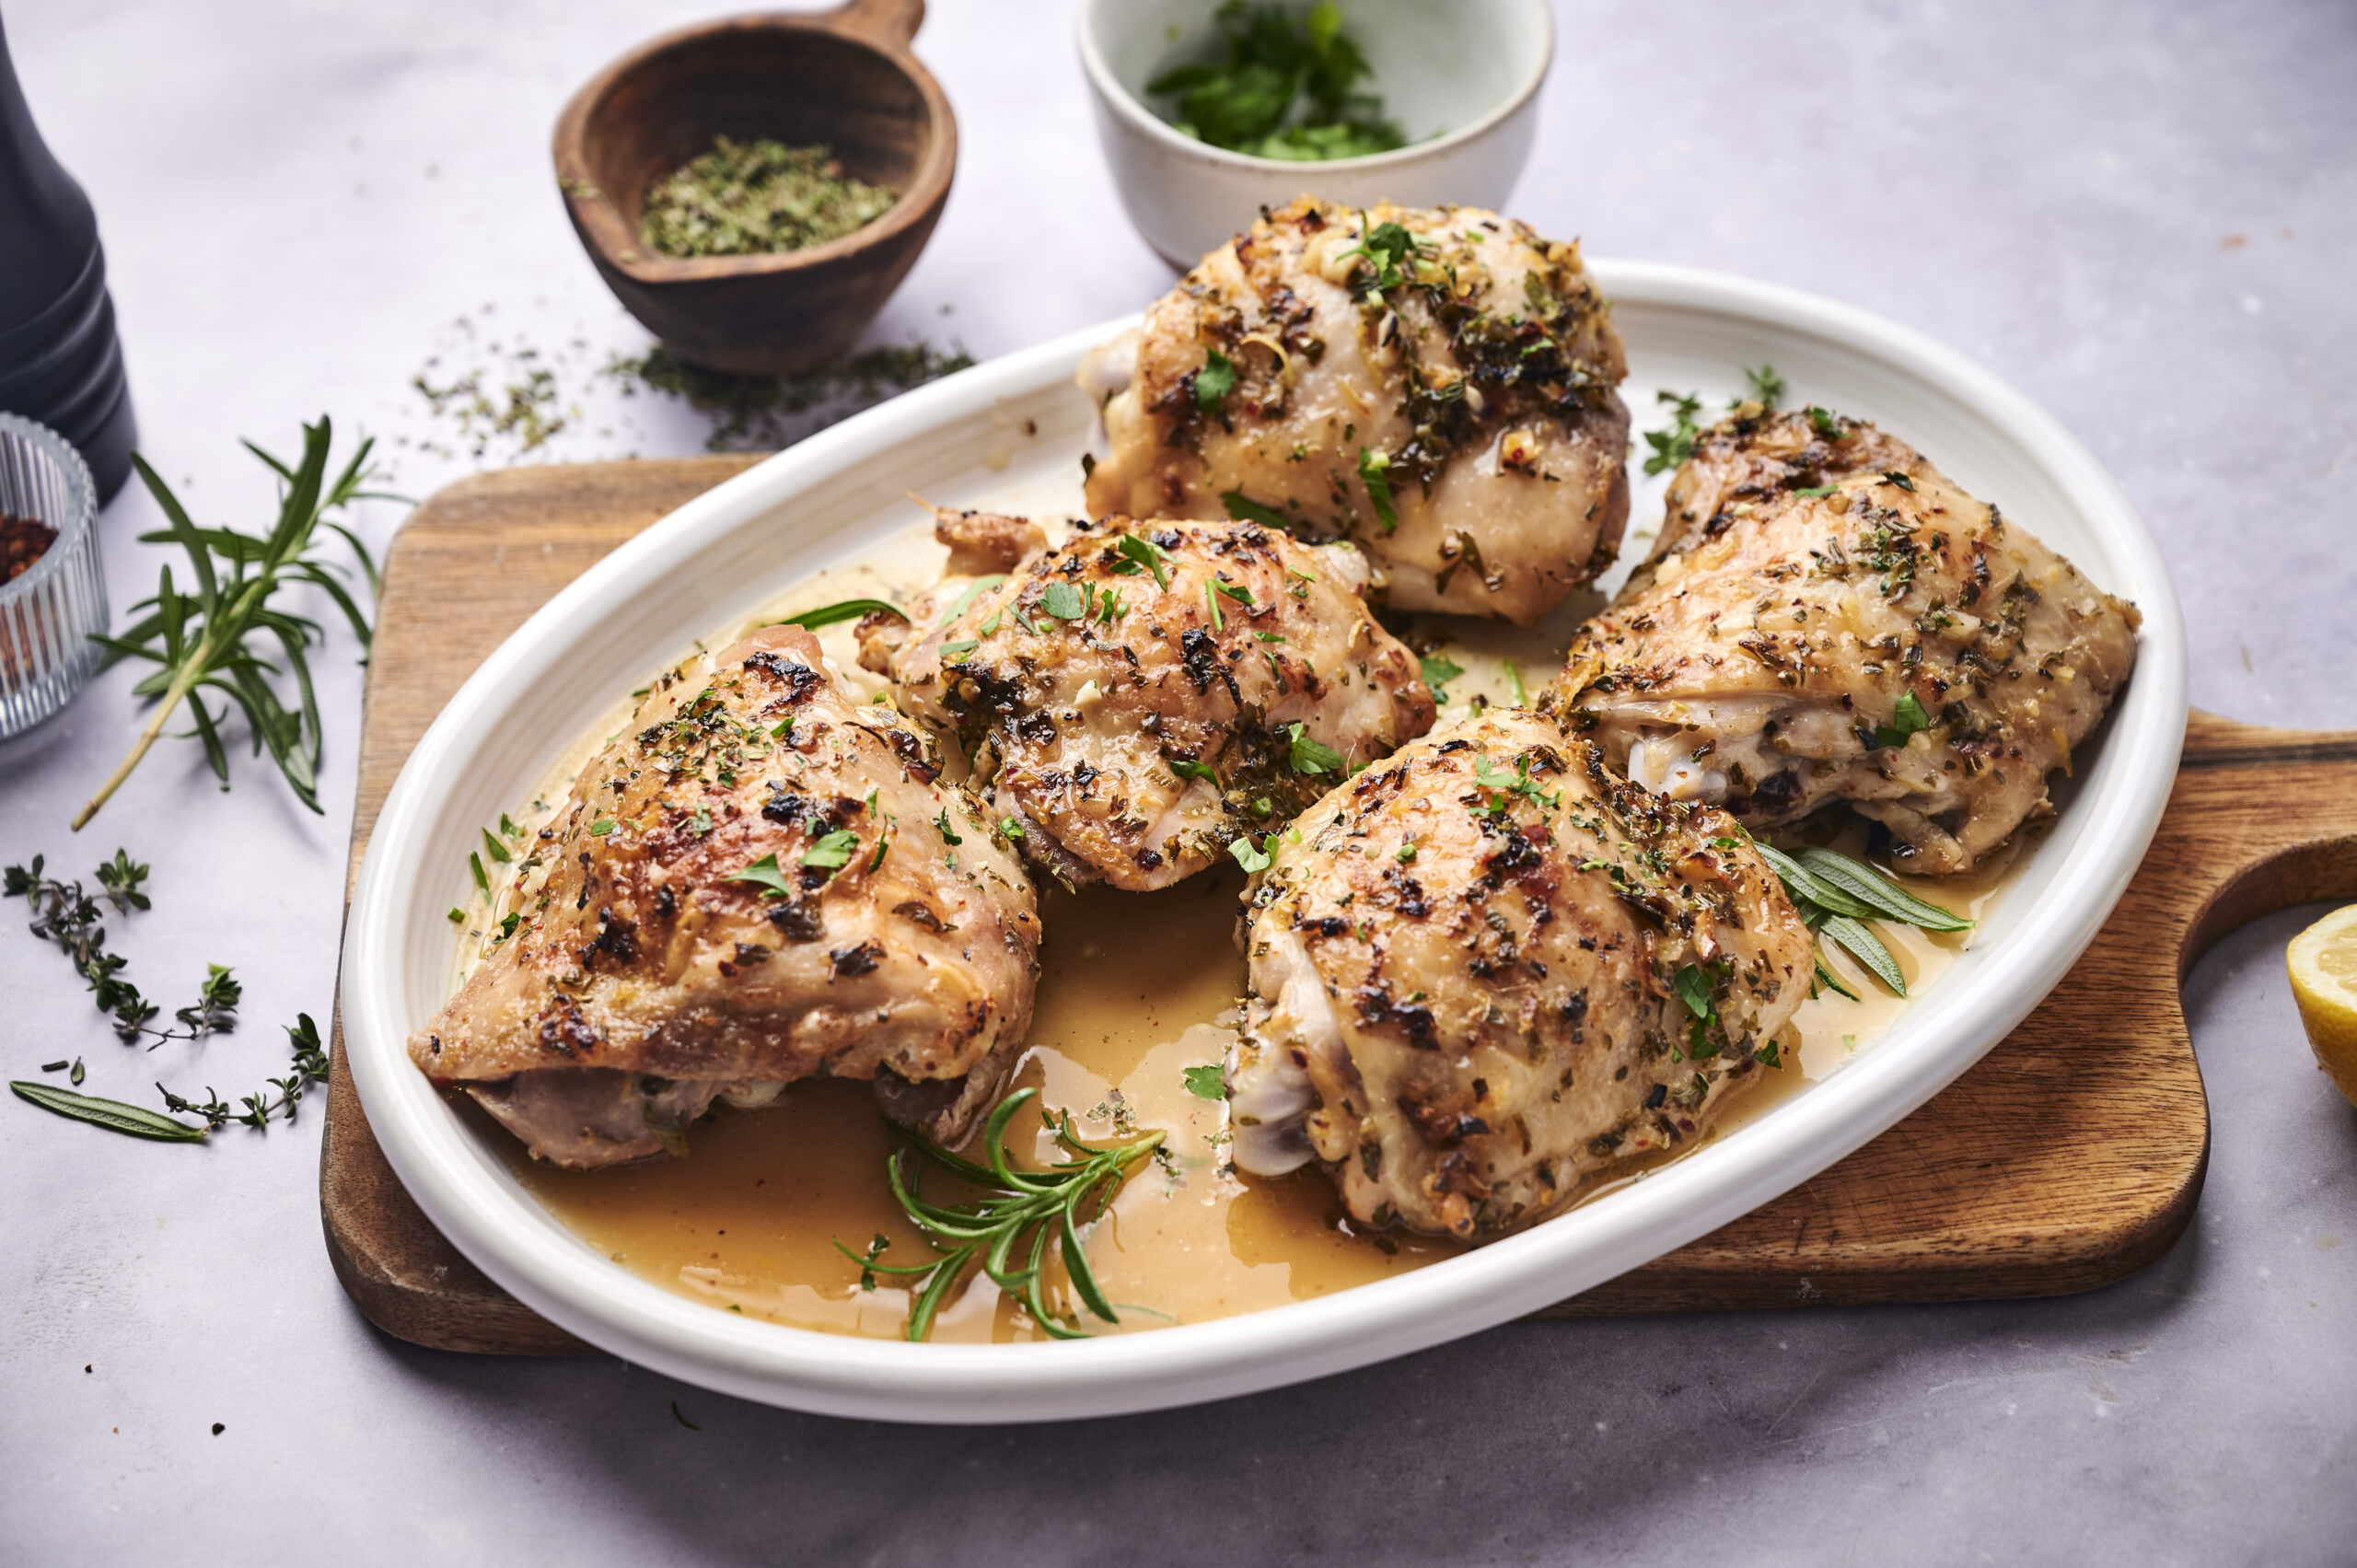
552, 0, 956, 377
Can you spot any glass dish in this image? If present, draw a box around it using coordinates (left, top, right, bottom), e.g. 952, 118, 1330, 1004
0, 411, 107, 738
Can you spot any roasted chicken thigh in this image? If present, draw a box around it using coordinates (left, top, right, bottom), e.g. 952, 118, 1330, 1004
1226, 711, 1813, 1241
1081, 196, 1631, 626
860, 509, 1434, 891
411, 624, 1040, 1167
1547, 408, 2140, 874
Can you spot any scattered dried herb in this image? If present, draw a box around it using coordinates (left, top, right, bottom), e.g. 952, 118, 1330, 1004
606, 342, 973, 453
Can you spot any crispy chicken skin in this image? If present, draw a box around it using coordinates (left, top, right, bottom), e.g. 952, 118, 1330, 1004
1546, 409, 2140, 874
410, 625, 1040, 1167
1080, 196, 1631, 627
1226, 711, 1812, 1241
859, 510, 1435, 892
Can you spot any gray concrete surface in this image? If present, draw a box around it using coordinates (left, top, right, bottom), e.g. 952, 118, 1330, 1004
2, 1, 2352, 1561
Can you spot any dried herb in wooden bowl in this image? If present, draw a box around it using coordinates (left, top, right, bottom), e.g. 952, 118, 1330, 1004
641, 136, 900, 260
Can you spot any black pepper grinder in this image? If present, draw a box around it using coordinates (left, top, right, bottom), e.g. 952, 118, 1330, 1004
0, 9, 134, 503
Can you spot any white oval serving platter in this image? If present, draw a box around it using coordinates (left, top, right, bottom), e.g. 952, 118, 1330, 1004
341, 261, 2188, 1423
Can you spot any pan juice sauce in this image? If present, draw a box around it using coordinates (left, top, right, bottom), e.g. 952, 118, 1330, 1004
479, 517, 2026, 1343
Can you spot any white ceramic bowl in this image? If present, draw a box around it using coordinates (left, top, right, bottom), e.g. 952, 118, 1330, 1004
1076, 0, 1554, 269
341, 262, 2188, 1424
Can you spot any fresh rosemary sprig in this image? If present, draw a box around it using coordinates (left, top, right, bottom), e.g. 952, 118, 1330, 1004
5, 853, 238, 1045
73, 417, 388, 830
1752, 842, 1970, 999
837, 1087, 1165, 1342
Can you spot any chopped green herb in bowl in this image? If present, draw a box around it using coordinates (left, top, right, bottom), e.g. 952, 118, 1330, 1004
1144, 2, 1411, 162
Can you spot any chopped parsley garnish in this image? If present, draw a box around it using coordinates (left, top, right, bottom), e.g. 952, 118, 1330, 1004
935, 808, 961, 845
937, 638, 979, 658
726, 851, 798, 898
1182, 1064, 1227, 1100
1791, 483, 1838, 499
1287, 723, 1344, 775
1870, 691, 1932, 749
1229, 834, 1272, 873
1806, 404, 1842, 439
999, 816, 1026, 841
801, 830, 861, 871
1339, 218, 1423, 294
1642, 389, 1702, 476
1357, 447, 1399, 531
1220, 490, 1292, 529
1111, 532, 1172, 590
1744, 364, 1786, 408
1419, 652, 1464, 703
1503, 657, 1527, 707
481, 827, 511, 865
1473, 752, 1560, 811
1171, 758, 1221, 786
470, 852, 490, 891
1196, 349, 1237, 412
1880, 470, 1916, 492
1143, 2, 1406, 163
1041, 581, 1086, 621
1395, 842, 1417, 863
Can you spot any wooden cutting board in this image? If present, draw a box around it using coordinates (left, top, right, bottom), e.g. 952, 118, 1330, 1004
319, 459, 2357, 1355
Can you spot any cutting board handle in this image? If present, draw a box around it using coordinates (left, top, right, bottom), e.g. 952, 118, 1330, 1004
2170, 712, 2357, 979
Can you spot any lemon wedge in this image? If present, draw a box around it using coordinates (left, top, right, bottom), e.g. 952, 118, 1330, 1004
2288, 904, 2357, 1105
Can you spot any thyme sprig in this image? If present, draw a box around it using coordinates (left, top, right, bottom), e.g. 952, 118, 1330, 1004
157, 1014, 331, 1132
74, 417, 388, 830
837, 1087, 1165, 1342
5, 853, 238, 1045
1753, 842, 1970, 998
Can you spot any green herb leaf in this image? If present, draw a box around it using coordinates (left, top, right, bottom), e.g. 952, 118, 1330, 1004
470, 852, 489, 893
1642, 390, 1702, 476
935, 808, 962, 846
1807, 404, 1842, 439
937, 574, 1005, 627
727, 851, 798, 897
1041, 581, 1086, 621
999, 816, 1026, 841
1820, 915, 1907, 995
1111, 532, 1172, 590
1220, 490, 1292, 529
1744, 364, 1786, 409
12, 1081, 207, 1142
937, 638, 979, 659
1790, 483, 1838, 499
481, 827, 512, 865
588, 819, 617, 836
777, 598, 906, 631
1791, 846, 1971, 931
1419, 652, 1463, 703
801, 830, 860, 871
1881, 470, 1916, 492
1229, 834, 1272, 873
1673, 963, 1715, 1021
837, 1086, 1164, 1342
1358, 447, 1399, 531
1287, 722, 1344, 775
1196, 349, 1237, 411
1170, 758, 1221, 787
1182, 1064, 1227, 1100
1871, 690, 1933, 749
75, 420, 386, 830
